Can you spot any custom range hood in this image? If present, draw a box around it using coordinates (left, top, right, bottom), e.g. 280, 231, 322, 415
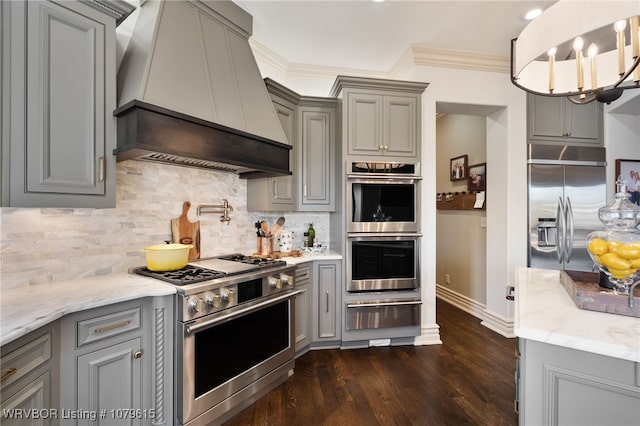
114, 0, 290, 179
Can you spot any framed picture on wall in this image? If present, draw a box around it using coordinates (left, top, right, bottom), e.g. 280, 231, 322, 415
615, 159, 640, 205
468, 163, 486, 191
450, 155, 467, 181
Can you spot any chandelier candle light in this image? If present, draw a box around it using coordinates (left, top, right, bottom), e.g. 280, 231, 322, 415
511, 1, 640, 104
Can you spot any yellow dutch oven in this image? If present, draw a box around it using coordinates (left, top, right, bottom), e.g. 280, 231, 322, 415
142, 243, 193, 271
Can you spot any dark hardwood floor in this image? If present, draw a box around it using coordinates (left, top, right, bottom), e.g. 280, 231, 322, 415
223, 298, 518, 426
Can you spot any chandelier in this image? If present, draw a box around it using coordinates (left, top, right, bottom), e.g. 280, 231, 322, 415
511, 1, 640, 105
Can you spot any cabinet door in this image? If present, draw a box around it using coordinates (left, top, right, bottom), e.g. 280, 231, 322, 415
527, 94, 602, 145
299, 107, 334, 211
314, 261, 340, 341
3, 0, 116, 208
77, 338, 142, 426
247, 93, 296, 211
0, 372, 52, 426
565, 100, 602, 144
527, 95, 565, 141
383, 95, 417, 157
294, 283, 312, 353
347, 93, 383, 156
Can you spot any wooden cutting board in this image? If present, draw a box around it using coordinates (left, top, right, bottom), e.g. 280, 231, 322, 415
171, 201, 200, 260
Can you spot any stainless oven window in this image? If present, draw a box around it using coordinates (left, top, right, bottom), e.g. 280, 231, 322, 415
352, 182, 415, 223
351, 239, 415, 280
346, 235, 420, 292
193, 300, 289, 398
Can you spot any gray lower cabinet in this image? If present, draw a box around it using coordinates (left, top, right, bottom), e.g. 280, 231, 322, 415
517, 338, 640, 426
60, 297, 174, 426
527, 94, 603, 146
311, 260, 342, 346
1, 0, 132, 208
294, 262, 313, 357
0, 323, 59, 426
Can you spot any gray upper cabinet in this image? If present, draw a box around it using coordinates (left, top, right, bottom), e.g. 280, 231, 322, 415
1, 0, 133, 208
247, 79, 297, 211
330, 76, 428, 161
297, 98, 336, 212
527, 94, 603, 146
248, 79, 336, 212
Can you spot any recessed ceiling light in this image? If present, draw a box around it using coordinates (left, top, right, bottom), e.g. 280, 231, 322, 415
372, 0, 386, 3
525, 8, 542, 20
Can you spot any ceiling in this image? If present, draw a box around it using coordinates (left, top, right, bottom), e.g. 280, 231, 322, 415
234, 0, 558, 73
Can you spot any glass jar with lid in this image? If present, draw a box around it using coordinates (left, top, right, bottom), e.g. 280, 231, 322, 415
587, 176, 640, 294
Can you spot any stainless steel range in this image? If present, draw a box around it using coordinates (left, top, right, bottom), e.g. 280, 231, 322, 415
133, 254, 299, 426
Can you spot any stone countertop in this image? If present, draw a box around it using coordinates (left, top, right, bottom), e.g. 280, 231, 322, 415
0, 273, 176, 347
515, 267, 640, 362
1, 252, 343, 347
282, 250, 343, 266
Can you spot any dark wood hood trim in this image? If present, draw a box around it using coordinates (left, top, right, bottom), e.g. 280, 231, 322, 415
113, 100, 292, 179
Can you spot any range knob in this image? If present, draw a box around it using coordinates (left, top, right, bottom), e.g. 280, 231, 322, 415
269, 276, 282, 289
227, 289, 236, 304
189, 297, 206, 312
280, 273, 294, 287
206, 293, 221, 308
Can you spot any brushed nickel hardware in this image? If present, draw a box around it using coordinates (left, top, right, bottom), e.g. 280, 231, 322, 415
95, 320, 131, 334
133, 351, 143, 359
1, 368, 17, 382
197, 199, 233, 224
98, 156, 105, 182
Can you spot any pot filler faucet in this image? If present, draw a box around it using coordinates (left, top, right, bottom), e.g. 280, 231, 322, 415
197, 199, 233, 224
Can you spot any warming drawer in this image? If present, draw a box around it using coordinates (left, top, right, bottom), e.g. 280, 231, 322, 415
345, 299, 421, 330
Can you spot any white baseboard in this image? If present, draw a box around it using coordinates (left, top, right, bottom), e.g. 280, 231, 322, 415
436, 284, 515, 338
414, 323, 442, 346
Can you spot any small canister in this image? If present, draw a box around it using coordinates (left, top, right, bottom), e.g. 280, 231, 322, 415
279, 230, 294, 253
258, 236, 273, 257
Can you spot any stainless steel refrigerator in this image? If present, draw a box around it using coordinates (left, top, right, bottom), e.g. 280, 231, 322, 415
528, 144, 607, 272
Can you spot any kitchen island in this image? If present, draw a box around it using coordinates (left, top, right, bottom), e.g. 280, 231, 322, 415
515, 267, 640, 425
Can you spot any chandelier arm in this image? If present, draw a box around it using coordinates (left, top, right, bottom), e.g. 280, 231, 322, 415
566, 93, 597, 105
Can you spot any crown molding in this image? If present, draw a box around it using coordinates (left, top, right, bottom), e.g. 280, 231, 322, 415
249, 39, 510, 86
410, 45, 510, 73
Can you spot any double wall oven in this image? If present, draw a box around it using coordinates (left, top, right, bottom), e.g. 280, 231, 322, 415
133, 255, 299, 426
343, 162, 422, 343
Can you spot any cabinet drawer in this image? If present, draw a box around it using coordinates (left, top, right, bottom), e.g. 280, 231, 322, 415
77, 307, 141, 347
345, 299, 420, 330
295, 263, 312, 282
1, 333, 51, 390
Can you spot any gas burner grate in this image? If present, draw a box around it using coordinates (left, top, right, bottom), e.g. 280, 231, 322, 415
133, 265, 226, 286
218, 254, 286, 267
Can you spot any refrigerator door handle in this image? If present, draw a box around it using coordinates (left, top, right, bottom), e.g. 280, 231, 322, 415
565, 197, 575, 263
556, 197, 565, 264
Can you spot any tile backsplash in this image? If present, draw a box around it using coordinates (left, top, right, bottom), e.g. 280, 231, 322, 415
0, 161, 329, 289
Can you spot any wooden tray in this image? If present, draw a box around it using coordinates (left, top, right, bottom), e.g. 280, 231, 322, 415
559, 270, 640, 318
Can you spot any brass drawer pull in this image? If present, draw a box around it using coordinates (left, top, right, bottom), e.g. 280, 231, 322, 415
95, 320, 131, 334
1, 368, 17, 382
133, 351, 143, 359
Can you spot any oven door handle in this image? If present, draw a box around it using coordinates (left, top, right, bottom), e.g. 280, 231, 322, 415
185, 290, 302, 335
346, 300, 422, 308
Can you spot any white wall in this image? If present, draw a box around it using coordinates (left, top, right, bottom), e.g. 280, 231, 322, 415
436, 114, 487, 303
404, 65, 527, 336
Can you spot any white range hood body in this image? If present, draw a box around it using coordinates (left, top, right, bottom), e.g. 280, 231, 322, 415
116, 0, 287, 145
